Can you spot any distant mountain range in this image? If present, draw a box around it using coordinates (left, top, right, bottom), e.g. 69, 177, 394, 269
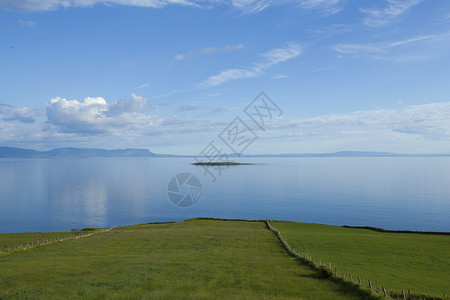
229, 151, 450, 157
0, 147, 158, 158
1, 147, 449, 158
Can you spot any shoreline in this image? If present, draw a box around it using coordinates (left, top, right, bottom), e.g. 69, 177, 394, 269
3, 218, 449, 235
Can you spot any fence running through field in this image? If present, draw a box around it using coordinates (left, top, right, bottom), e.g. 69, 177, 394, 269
1, 221, 447, 299
265, 220, 447, 300
0, 227, 115, 254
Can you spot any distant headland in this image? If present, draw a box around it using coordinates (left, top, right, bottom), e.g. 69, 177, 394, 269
1, 147, 450, 158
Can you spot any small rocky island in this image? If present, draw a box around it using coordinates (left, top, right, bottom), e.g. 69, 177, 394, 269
192, 162, 252, 166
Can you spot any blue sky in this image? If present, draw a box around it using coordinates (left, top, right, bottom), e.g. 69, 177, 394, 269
1, 0, 450, 154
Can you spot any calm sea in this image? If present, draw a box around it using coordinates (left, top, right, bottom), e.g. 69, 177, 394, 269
0, 157, 449, 233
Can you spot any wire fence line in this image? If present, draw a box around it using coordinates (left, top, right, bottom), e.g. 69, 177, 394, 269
265, 220, 447, 300
0, 226, 115, 254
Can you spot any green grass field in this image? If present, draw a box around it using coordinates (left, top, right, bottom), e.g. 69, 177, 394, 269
0, 220, 376, 299
272, 221, 450, 298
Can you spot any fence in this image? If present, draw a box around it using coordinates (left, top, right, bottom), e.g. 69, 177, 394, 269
265, 220, 446, 300
0, 227, 115, 254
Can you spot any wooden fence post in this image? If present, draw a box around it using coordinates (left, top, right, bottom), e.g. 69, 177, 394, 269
382, 287, 387, 297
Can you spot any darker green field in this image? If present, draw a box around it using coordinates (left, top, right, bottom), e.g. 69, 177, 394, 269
272, 221, 450, 298
0, 220, 375, 299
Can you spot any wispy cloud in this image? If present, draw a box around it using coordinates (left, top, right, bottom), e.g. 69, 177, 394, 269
174, 43, 244, 60
298, 0, 344, 15
18, 19, 36, 27
200, 69, 259, 87
153, 88, 190, 99
118, 62, 138, 69
1, 0, 345, 14
285, 102, 450, 141
178, 104, 206, 112
174, 54, 186, 60
231, 0, 275, 14
200, 42, 302, 87
272, 74, 288, 79
313, 66, 337, 72
247, 102, 450, 153
0, 0, 202, 12
360, 0, 423, 27
443, 13, 450, 22
334, 33, 450, 61
232, 0, 344, 15
211, 105, 241, 113
136, 83, 150, 89
306, 23, 355, 39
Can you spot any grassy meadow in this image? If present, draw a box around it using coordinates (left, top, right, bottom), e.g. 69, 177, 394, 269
272, 221, 450, 298
0, 220, 377, 299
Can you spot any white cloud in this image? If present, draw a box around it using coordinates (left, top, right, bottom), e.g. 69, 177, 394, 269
200, 42, 302, 87
360, 0, 423, 27
0, 104, 35, 123
46, 94, 154, 134
0, 97, 223, 151
3, 98, 450, 154
0, 104, 45, 148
